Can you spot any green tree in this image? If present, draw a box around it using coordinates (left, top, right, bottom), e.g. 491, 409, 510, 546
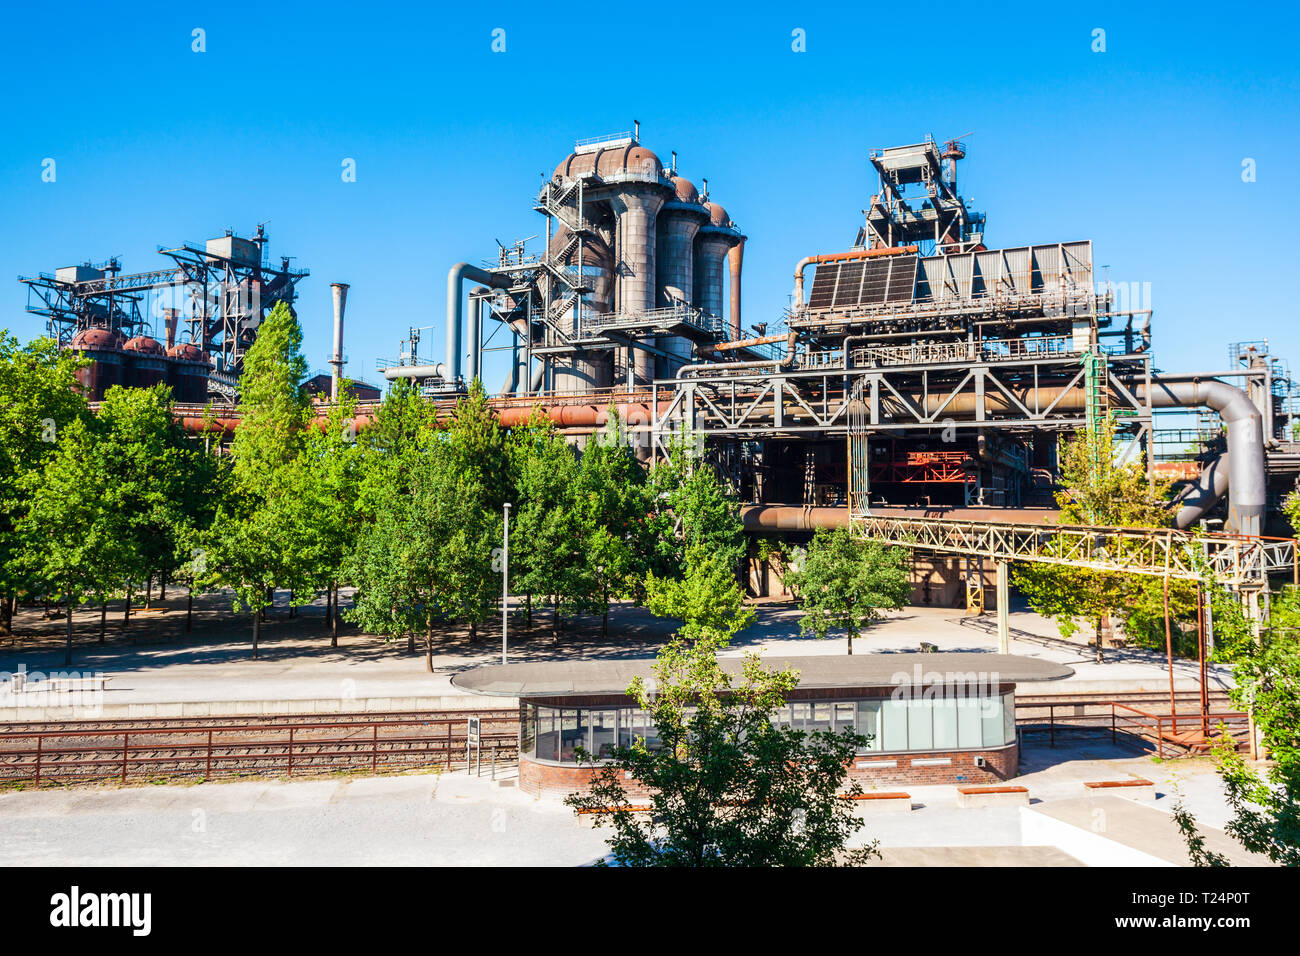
229, 301, 311, 493
0, 332, 89, 637
1013, 417, 1179, 662
646, 546, 755, 645
1177, 587, 1300, 865
574, 414, 652, 634
784, 527, 911, 655
507, 414, 584, 638
347, 384, 505, 664
200, 300, 314, 654
564, 632, 877, 866
280, 390, 363, 645
20, 417, 116, 663
646, 432, 746, 580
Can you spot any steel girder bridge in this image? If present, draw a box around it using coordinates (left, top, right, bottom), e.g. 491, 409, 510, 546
847, 512, 1295, 652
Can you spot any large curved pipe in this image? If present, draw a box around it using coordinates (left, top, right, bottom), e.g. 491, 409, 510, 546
1140, 378, 1265, 535
446, 263, 512, 382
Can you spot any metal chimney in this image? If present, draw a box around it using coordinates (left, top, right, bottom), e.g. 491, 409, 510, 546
330, 282, 349, 400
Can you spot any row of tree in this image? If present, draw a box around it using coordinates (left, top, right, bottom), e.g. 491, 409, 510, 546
0, 306, 763, 666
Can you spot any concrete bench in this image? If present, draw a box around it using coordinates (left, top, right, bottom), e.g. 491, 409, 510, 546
956, 785, 1029, 808
1083, 778, 1156, 802
576, 805, 652, 829
841, 792, 913, 814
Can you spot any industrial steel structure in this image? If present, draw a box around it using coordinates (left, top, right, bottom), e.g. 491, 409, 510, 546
20, 224, 307, 402
388, 129, 1300, 617
28, 130, 1300, 611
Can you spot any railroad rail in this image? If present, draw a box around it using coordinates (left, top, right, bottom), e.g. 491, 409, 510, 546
0, 709, 519, 788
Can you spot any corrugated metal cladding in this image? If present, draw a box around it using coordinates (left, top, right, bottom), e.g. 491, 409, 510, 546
807, 241, 1093, 312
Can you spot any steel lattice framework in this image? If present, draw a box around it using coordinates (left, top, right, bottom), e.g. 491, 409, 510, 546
849, 513, 1296, 591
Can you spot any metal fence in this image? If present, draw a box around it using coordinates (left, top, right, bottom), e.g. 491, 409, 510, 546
0, 710, 519, 788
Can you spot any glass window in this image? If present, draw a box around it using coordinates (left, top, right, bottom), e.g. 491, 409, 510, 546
833, 702, 855, 733
856, 700, 882, 751
560, 709, 585, 763
981, 693, 1005, 748
1003, 691, 1017, 747
591, 710, 617, 759
790, 702, 811, 730
520, 704, 536, 758
808, 702, 833, 735
619, 709, 645, 749
881, 699, 909, 752
906, 698, 933, 750
774, 705, 792, 729
535, 707, 558, 762
956, 698, 983, 749
933, 696, 958, 750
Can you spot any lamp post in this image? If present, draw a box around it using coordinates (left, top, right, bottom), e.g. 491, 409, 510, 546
502, 502, 511, 664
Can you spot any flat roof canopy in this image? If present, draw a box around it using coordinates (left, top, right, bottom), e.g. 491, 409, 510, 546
452, 653, 1074, 698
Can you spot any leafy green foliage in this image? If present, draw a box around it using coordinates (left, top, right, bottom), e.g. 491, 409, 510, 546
1176, 588, 1300, 866
1213, 589, 1300, 865
347, 382, 504, 663
646, 434, 746, 580
1012, 417, 1178, 660
646, 547, 755, 645
0, 332, 89, 624
20, 383, 218, 659
229, 302, 311, 493
564, 632, 877, 867
784, 528, 911, 654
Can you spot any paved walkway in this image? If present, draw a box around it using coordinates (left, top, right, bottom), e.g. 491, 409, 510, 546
0, 592, 1230, 719
0, 740, 1252, 867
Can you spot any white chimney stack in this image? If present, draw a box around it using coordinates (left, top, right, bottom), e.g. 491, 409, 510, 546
330, 282, 349, 401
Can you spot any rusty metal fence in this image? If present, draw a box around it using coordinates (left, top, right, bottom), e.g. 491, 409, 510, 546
0, 709, 520, 788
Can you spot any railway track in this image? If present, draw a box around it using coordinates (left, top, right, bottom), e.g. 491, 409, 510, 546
0, 709, 520, 788
0, 689, 1243, 788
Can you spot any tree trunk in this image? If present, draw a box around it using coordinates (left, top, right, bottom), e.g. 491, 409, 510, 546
330, 582, 339, 648
469, 621, 478, 643
0, 592, 11, 637
552, 596, 559, 641
64, 597, 73, 666
146, 574, 152, 607
408, 629, 415, 654
602, 584, 609, 639
847, 630, 854, 655
186, 590, 193, 632
160, 572, 167, 601
526, 593, 532, 633
252, 611, 261, 660
99, 599, 107, 643
123, 590, 132, 628
1095, 617, 1105, 664
426, 613, 434, 673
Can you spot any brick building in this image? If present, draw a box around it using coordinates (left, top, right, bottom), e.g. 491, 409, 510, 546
453, 652, 1072, 796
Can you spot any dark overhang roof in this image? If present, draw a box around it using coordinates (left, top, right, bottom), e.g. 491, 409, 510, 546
452, 653, 1074, 698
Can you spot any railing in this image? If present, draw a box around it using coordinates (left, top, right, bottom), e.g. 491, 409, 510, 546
1108, 703, 1250, 759
0, 710, 519, 788
849, 334, 1080, 369
581, 305, 723, 337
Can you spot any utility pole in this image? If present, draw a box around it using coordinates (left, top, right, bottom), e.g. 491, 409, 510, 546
502, 502, 511, 664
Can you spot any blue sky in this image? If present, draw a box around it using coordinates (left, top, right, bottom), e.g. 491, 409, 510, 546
2, 2, 1298, 392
